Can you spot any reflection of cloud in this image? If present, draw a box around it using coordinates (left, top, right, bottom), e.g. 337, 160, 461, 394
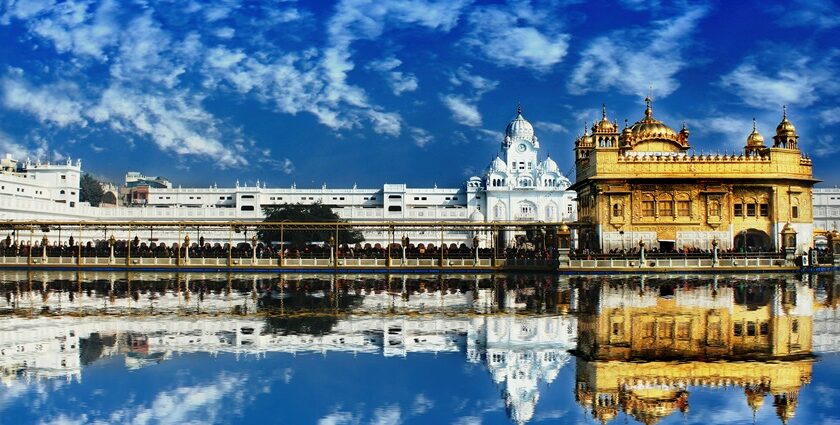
370, 405, 401, 425
411, 393, 434, 415
318, 411, 359, 425
452, 416, 480, 425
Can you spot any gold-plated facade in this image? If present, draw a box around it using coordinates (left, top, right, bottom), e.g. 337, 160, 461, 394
571, 100, 817, 253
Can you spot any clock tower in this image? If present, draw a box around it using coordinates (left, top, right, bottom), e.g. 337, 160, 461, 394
502, 105, 540, 184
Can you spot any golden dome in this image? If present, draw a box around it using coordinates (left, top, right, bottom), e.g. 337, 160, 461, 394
623, 97, 684, 151
747, 119, 765, 146
776, 105, 796, 136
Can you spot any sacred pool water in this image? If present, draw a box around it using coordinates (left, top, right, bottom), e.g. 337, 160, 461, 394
1, 271, 838, 425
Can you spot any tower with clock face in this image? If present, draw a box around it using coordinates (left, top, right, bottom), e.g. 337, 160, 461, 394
502, 105, 541, 187
475, 104, 574, 229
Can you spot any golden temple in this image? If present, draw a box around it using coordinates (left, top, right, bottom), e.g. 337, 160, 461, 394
571, 99, 817, 254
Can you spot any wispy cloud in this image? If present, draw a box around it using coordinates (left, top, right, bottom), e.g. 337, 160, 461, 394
1, 71, 87, 127
442, 95, 483, 127
568, 5, 709, 98
535, 121, 568, 134
770, 0, 840, 29
465, 1, 569, 72
368, 57, 419, 96
410, 127, 433, 147
720, 49, 840, 109
440, 67, 499, 127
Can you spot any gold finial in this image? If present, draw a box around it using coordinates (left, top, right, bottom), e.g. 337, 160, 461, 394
782, 104, 787, 120
624, 118, 629, 128
583, 121, 588, 136
601, 104, 607, 120
752, 117, 757, 131
644, 95, 653, 119
517, 102, 522, 116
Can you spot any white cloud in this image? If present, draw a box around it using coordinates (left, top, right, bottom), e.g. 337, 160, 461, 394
440, 67, 499, 127
465, 2, 569, 72
213, 27, 235, 39
1, 73, 87, 127
720, 52, 840, 109
771, 0, 840, 29
568, 5, 708, 98
535, 121, 567, 134
26, 0, 122, 61
695, 116, 756, 150
368, 57, 418, 96
281, 158, 295, 175
88, 86, 246, 167
819, 107, 840, 125
410, 127, 433, 147
814, 135, 839, 157
441, 95, 482, 127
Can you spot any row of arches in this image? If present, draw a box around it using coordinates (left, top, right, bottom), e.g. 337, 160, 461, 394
492, 201, 561, 220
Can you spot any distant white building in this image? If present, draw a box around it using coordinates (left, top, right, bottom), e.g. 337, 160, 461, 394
0, 107, 576, 246
813, 187, 840, 232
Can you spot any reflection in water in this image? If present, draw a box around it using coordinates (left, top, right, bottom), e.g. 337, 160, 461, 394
1, 272, 840, 424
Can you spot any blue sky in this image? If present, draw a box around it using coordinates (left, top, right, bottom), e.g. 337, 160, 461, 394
0, 0, 838, 188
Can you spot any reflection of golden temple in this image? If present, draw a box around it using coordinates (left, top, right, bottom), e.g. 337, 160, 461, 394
573, 277, 814, 424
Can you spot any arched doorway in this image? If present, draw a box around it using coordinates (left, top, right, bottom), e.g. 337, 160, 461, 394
734, 229, 772, 252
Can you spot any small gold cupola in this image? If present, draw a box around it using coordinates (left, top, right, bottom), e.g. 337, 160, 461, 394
773, 105, 799, 150
745, 118, 766, 155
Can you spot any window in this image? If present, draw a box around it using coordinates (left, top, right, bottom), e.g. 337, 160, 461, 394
658, 201, 673, 216
792, 206, 799, 218
240, 205, 255, 211
734, 323, 743, 336
60, 190, 65, 195
612, 203, 622, 217
677, 201, 690, 216
61, 175, 66, 180
388, 195, 402, 199
792, 319, 799, 333
241, 195, 254, 199
747, 322, 756, 336
388, 206, 401, 212
642, 201, 655, 217
747, 203, 756, 217
734, 203, 743, 217
760, 203, 769, 217
760, 322, 769, 335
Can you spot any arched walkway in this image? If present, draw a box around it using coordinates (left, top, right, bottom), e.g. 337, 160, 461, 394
734, 229, 772, 252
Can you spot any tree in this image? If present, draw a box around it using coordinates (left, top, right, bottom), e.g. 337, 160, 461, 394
258, 203, 364, 247
79, 173, 105, 206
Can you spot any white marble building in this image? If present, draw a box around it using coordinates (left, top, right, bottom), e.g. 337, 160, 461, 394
0, 108, 575, 247
813, 187, 840, 232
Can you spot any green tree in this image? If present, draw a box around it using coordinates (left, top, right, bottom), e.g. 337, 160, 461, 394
79, 173, 105, 206
258, 203, 364, 247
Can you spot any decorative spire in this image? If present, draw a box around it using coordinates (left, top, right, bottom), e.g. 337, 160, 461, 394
783, 104, 787, 120
583, 121, 588, 136
644, 96, 653, 119
753, 117, 757, 131
601, 104, 607, 120
517, 102, 522, 116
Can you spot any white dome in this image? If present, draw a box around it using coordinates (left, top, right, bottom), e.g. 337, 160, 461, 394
491, 156, 507, 172
541, 156, 558, 173
469, 210, 485, 222
505, 107, 534, 140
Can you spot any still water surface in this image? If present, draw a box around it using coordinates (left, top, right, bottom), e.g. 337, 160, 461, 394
1, 272, 839, 425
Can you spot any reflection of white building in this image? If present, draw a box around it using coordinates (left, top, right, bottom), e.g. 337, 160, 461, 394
0, 311, 576, 424
0, 108, 575, 246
